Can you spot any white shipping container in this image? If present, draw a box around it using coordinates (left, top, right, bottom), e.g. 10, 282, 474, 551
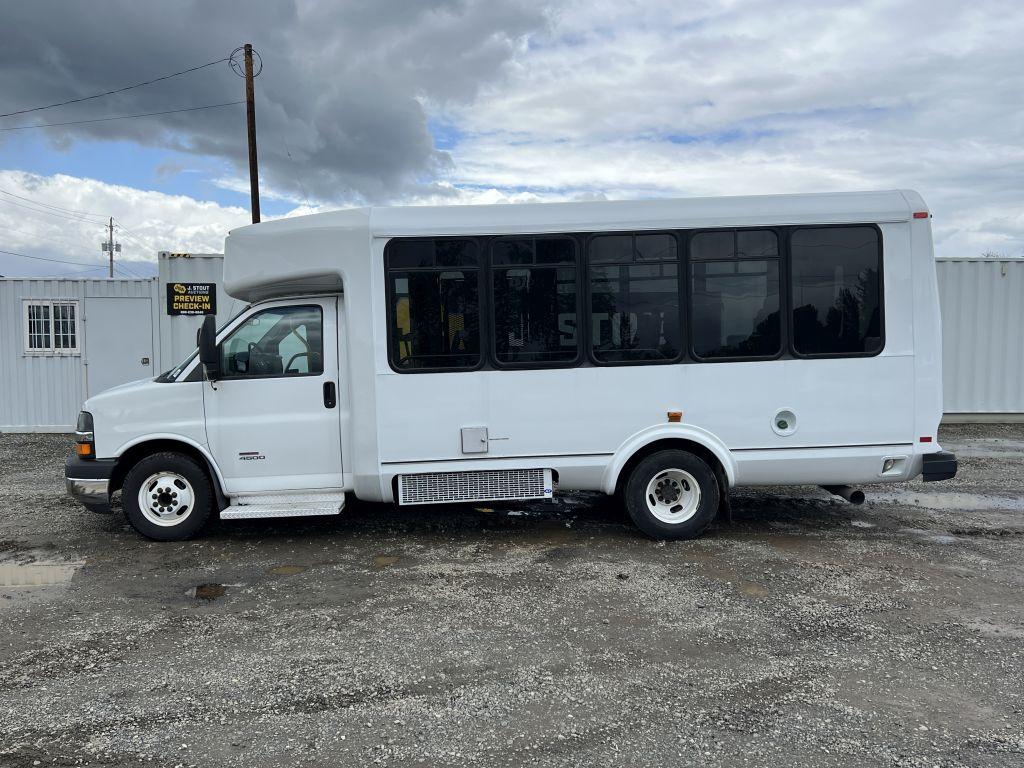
936, 258, 1024, 420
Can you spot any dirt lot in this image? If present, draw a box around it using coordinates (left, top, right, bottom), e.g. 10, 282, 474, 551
1, 426, 1022, 767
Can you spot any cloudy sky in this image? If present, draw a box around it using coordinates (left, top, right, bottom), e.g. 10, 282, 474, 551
0, 0, 1021, 276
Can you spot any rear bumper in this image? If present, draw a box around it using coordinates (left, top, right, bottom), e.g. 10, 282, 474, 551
65, 455, 116, 510
922, 451, 957, 482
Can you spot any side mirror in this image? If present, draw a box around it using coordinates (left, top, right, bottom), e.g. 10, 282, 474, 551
198, 315, 221, 380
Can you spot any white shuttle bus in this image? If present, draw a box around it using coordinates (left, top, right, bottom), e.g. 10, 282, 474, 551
66, 191, 957, 541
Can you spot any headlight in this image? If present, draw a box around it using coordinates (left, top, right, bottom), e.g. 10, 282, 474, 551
75, 411, 95, 458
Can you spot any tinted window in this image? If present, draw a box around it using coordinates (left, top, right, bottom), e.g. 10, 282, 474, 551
390, 269, 480, 370
589, 233, 681, 362
387, 239, 481, 370
388, 239, 478, 269
690, 230, 780, 359
492, 237, 578, 364
791, 226, 882, 355
220, 305, 324, 377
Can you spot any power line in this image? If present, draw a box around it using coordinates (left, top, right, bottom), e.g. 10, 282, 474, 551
0, 224, 101, 252
0, 56, 230, 119
0, 247, 106, 269
0, 100, 245, 132
113, 221, 146, 240
114, 227, 150, 252
0, 187, 106, 220
0, 195, 103, 223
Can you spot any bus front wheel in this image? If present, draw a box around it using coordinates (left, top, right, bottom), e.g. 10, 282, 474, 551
122, 452, 214, 541
624, 450, 719, 539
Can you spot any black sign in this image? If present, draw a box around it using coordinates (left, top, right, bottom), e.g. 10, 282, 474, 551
167, 283, 216, 316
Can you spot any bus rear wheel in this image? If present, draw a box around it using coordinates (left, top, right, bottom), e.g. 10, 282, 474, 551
624, 450, 719, 539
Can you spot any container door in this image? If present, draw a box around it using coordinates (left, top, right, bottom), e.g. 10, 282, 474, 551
203, 298, 344, 494
84, 297, 154, 397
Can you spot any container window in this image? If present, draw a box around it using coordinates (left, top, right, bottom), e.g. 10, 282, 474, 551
24, 301, 78, 354
791, 226, 882, 355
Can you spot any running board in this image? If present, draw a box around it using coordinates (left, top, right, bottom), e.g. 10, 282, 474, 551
220, 491, 345, 520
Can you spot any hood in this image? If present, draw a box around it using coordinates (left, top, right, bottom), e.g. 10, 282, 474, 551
84, 376, 157, 410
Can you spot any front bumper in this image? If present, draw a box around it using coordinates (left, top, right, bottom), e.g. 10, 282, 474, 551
65, 455, 116, 510
922, 450, 957, 482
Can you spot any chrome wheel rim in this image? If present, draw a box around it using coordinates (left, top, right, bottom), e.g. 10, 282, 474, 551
138, 472, 194, 527
645, 469, 701, 523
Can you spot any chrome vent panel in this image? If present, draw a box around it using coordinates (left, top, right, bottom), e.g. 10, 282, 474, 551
398, 468, 553, 506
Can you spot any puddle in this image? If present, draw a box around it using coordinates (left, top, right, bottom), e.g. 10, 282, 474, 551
739, 582, 769, 598
188, 583, 225, 600
373, 555, 400, 569
765, 534, 815, 553
967, 620, 1024, 640
872, 490, 1024, 513
267, 565, 308, 576
899, 528, 960, 545
0, 560, 82, 588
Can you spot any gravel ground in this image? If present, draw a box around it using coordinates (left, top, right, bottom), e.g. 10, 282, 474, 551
1, 425, 1022, 767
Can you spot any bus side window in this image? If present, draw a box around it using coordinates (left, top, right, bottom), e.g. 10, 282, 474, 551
689, 229, 781, 360
588, 232, 680, 363
491, 237, 578, 366
386, 239, 481, 371
790, 226, 882, 356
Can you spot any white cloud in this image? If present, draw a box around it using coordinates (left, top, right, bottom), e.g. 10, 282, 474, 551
0, 171, 251, 277
429, 0, 1024, 257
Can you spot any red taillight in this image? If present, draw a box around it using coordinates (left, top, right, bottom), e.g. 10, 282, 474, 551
920, 436, 933, 443
913, 211, 929, 219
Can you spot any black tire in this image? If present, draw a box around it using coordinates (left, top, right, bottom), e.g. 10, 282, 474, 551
122, 451, 213, 541
623, 450, 719, 540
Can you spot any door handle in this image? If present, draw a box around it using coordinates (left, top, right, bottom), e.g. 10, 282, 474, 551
323, 381, 337, 409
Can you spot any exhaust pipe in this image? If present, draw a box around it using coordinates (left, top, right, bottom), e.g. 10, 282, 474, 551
821, 485, 865, 505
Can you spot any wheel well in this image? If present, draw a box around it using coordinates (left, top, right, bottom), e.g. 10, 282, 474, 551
615, 439, 728, 500
110, 440, 227, 510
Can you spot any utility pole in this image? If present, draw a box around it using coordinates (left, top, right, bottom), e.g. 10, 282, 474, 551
244, 43, 260, 223
101, 217, 120, 277
107, 217, 114, 278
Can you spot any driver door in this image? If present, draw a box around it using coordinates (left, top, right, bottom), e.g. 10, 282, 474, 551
203, 298, 344, 494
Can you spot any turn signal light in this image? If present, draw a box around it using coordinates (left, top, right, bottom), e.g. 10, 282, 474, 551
76, 442, 94, 457
667, 411, 683, 423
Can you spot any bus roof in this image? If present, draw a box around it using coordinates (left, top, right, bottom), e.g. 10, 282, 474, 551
229, 189, 924, 241
223, 189, 926, 302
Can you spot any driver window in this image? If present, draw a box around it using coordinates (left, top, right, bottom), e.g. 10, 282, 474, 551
220, 305, 324, 378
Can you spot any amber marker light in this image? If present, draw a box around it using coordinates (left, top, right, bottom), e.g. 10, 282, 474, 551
667, 411, 683, 423
76, 442, 94, 457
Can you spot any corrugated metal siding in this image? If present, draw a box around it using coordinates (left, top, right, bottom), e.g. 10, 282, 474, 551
0, 278, 157, 431
157, 253, 241, 370
937, 259, 1024, 414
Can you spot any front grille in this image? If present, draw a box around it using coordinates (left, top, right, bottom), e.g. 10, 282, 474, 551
397, 468, 552, 506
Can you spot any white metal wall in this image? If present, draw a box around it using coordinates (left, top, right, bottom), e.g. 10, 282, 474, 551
0, 278, 158, 432
937, 258, 1024, 417
157, 253, 241, 370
